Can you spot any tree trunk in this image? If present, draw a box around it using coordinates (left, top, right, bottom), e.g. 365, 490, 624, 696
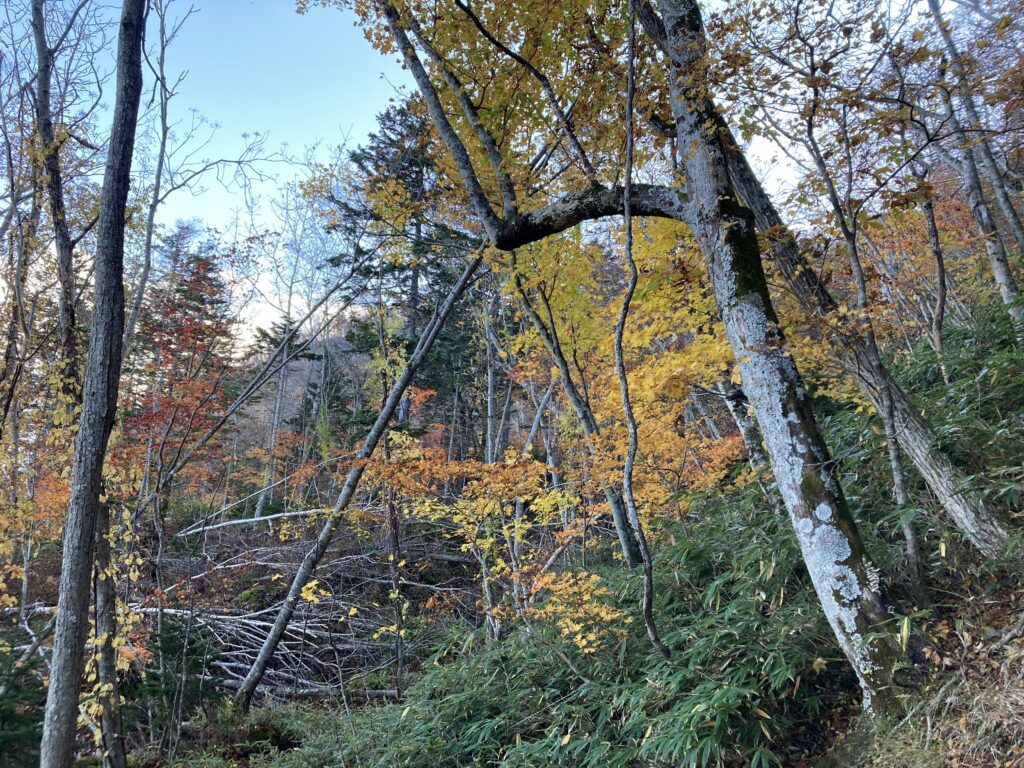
926, 0, 1024, 256
39, 2, 146, 766
483, 294, 500, 463
803, 113, 928, 597
397, 236, 421, 425
31, 0, 79, 389
920, 192, 950, 382
717, 117, 1013, 556
877, 372, 1009, 555
254, 360, 287, 518
385, 493, 404, 696
0, 189, 37, 439
657, 0, 905, 709
716, 383, 768, 470
944, 103, 1024, 324
515, 279, 643, 566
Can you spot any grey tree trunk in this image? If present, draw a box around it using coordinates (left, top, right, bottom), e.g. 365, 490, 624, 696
253, 360, 287, 518
516, 280, 644, 567
39, 2, 146, 766
926, 0, 1024, 256
483, 294, 500, 463
801, 112, 927, 595
123, 0, 171, 358
920, 189, 950, 382
397, 260, 420, 424
656, 0, 905, 709
716, 383, 768, 470
387, 0, 904, 704
31, 0, 80, 387
881, 379, 1009, 555
717, 118, 1013, 556
944, 103, 1024, 324
0, 190, 37, 437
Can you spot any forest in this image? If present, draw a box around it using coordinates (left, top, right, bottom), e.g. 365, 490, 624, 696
2, 0, 1024, 765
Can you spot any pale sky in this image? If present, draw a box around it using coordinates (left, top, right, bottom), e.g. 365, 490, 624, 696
154, 0, 408, 227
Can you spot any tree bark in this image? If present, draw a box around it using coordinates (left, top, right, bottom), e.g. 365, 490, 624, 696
253, 359, 287, 518
655, 0, 905, 709
384, 0, 903, 705
801, 108, 926, 596
920, 190, 950, 382
715, 118, 1012, 556
31, 0, 80, 389
39, 2, 146, 765
0, 186, 38, 440
926, 0, 1024, 256
716, 384, 768, 470
943, 101, 1024, 324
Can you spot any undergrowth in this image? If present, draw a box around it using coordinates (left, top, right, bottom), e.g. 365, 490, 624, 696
170, 307, 1024, 767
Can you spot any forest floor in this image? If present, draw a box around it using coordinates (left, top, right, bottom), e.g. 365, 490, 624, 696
163, 579, 1024, 768
817, 579, 1024, 768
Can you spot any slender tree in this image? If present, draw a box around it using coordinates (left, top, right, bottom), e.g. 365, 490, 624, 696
40, 2, 146, 764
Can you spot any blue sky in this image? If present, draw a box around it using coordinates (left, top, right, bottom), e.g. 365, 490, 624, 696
155, 1, 408, 227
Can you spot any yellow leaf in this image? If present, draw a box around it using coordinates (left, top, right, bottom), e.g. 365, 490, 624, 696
300, 579, 324, 604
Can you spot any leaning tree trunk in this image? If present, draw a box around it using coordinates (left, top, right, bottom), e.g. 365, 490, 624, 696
716, 118, 1013, 557
235, 255, 483, 710
39, 2, 146, 766
926, 0, 1024, 256
657, 0, 905, 710
874, 364, 1009, 555
715, 383, 768, 470
943, 103, 1024, 324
